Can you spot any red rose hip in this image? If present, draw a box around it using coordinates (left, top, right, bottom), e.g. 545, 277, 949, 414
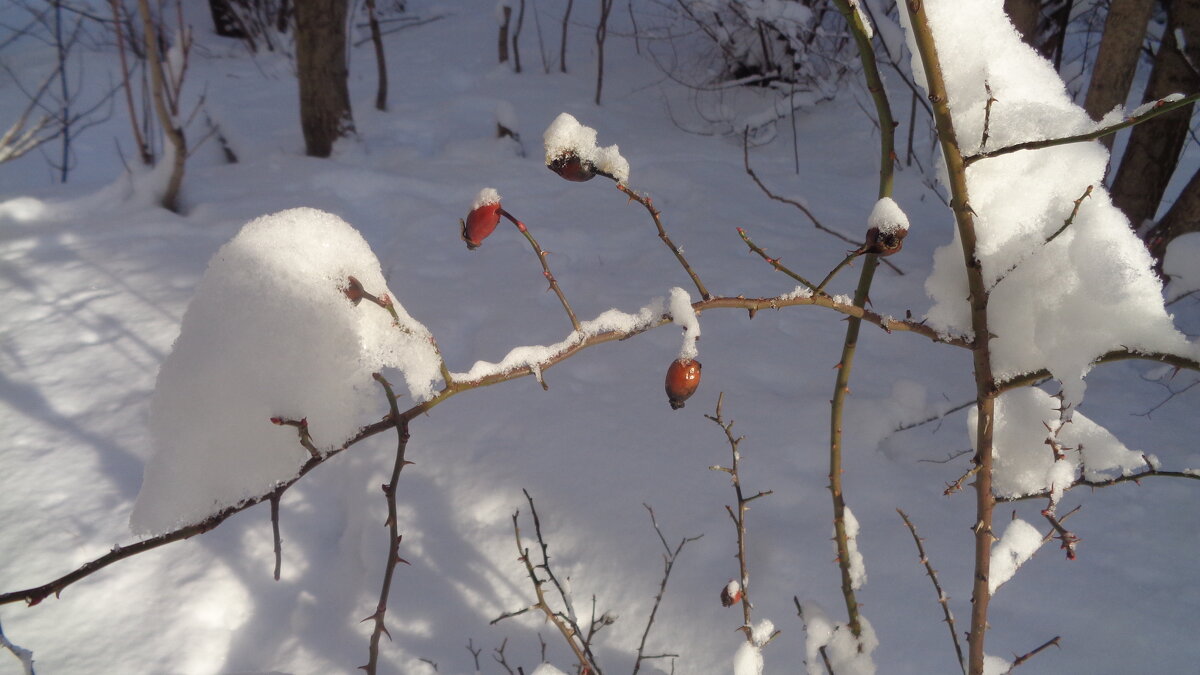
665, 358, 702, 410
462, 189, 503, 249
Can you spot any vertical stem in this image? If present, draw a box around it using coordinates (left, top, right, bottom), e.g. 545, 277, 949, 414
824, 0, 896, 639
53, 1, 69, 183
365, 0, 387, 111
902, 4, 996, 674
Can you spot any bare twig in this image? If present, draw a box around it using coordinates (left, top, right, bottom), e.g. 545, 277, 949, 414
1005, 635, 1061, 672
498, 209, 581, 333
706, 394, 775, 644
361, 374, 413, 675
616, 183, 711, 300
897, 509, 966, 675
736, 227, 821, 292
632, 505, 700, 675
1044, 185, 1093, 245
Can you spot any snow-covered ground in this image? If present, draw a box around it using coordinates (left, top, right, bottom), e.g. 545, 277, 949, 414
2, 1, 1198, 673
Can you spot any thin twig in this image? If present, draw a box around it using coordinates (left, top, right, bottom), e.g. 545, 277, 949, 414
897, 509, 966, 675
616, 183, 711, 300
1005, 635, 1061, 672
270, 493, 282, 581
736, 227, 821, 292
499, 209, 581, 333
632, 505, 700, 675
361, 374, 413, 675
1044, 185, 1092, 245
964, 93, 1200, 165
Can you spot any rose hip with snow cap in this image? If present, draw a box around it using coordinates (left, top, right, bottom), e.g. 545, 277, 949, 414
859, 196, 910, 257
461, 188, 503, 250
665, 358, 702, 410
547, 152, 597, 182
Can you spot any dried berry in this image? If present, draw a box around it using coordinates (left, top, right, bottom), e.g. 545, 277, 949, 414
548, 152, 596, 182
462, 201, 502, 250
720, 580, 743, 607
665, 358, 702, 410
343, 275, 365, 305
861, 226, 907, 256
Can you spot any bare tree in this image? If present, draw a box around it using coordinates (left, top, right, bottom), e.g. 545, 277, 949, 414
294, 0, 354, 157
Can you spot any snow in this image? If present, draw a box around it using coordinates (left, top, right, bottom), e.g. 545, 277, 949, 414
970, 387, 1155, 500
867, 197, 910, 235
0, 1, 1198, 674
799, 603, 878, 675
732, 640, 763, 675
542, 112, 631, 184
908, 0, 1198, 408
530, 664, 566, 675
471, 187, 501, 210
988, 518, 1044, 594
841, 507, 867, 591
130, 208, 442, 534
669, 287, 700, 360
1164, 232, 1200, 300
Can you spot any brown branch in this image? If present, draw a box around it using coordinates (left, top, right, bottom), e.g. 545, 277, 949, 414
269, 493, 282, 581
737, 227, 821, 292
1045, 185, 1093, 245
897, 509, 966, 675
1006, 635, 1061, 672
361, 374, 412, 675
706, 394, 774, 643
499, 208, 581, 333
616, 183, 711, 300
741, 128, 905, 277
964, 93, 1200, 165
1040, 509, 1078, 560
996, 466, 1200, 502
632, 505, 700, 675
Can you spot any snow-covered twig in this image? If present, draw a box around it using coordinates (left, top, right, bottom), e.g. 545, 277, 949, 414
963, 93, 1200, 166
897, 509, 966, 675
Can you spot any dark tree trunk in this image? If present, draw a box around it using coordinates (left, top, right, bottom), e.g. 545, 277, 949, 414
1083, 0, 1155, 150
1144, 168, 1200, 272
294, 0, 354, 157
1109, 0, 1200, 231
498, 4, 511, 64
208, 0, 244, 38
1004, 0, 1041, 48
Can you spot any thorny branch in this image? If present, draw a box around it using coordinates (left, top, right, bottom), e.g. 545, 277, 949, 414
1005, 635, 1061, 672
616, 182, 712, 301
632, 505, 699, 675
499, 208, 581, 334
897, 509, 966, 675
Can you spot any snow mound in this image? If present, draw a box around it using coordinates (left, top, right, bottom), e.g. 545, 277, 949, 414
131, 208, 441, 534
909, 0, 1197, 406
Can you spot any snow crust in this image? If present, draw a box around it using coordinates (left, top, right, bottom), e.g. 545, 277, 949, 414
988, 518, 1043, 594
733, 640, 763, 675
867, 197, 909, 234
969, 387, 1155, 500
907, 0, 1198, 407
543, 112, 631, 184
669, 287, 700, 360
130, 208, 442, 534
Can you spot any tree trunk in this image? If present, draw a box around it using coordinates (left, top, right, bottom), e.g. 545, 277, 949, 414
1083, 0, 1155, 150
560, 0, 573, 73
138, 0, 187, 212
294, 0, 354, 158
365, 0, 388, 111
1144, 168, 1200, 272
1109, 0, 1200, 231
498, 5, 511, 64
1004, 0, 1041, 49
208, 0, 244, 38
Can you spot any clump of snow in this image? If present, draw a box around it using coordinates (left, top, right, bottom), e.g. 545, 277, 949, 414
750, 618, 776, 645
529, 664, 567, 675
988, 518, 1043, 594
1163, 232, 1200, 301
983, 655, 1014, 675
779, 285, 815, 300
471, 187, 501, 210
543, 112, 631, 184
867, 197, 909, 234
799, 602, 878, 675
451, 295, 668, 381
841, 507, 867, 590
733, 640, 763, 675
130, 208, 442, 534
907, 0, 1197, 408
669, 287, 700, 360
968, 387, 1155, 500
